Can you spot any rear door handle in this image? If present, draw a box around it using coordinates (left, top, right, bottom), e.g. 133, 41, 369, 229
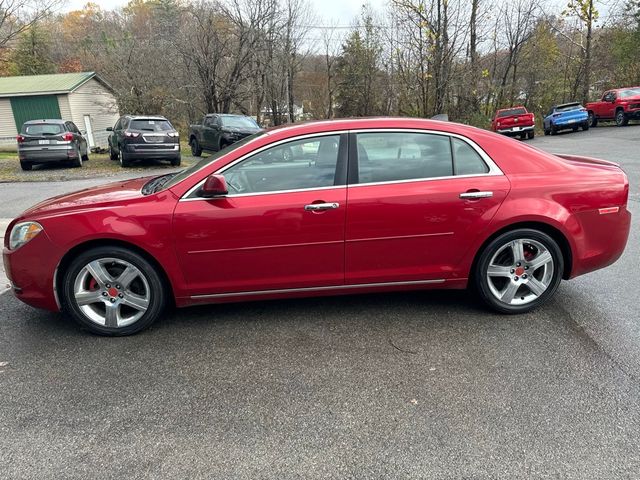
459, 191, 493, 199
304, 202, 340, 211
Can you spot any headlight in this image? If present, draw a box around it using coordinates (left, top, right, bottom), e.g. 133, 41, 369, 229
9, 221, 43, 250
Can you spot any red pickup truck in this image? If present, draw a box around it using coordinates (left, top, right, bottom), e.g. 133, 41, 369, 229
491, 106, 535, 139
586, 87, 640, 127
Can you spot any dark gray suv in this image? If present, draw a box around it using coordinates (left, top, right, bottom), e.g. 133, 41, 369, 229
17, 119, 89, 171
107, 115, 180, 168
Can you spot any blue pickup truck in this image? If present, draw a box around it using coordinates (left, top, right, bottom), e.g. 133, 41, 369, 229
543, 102, 589, 135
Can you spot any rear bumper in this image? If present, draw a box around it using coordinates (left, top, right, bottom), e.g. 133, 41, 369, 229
570, 206, 632, 279
125, 144, 180, 159
496, 125, 534, 135
18, 145, 75, 163
553, 117, 589, 128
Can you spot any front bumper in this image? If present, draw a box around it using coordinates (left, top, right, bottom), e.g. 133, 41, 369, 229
2, 229, 63, 312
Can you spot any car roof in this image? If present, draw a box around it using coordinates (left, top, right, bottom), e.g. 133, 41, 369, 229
262, 117, 490, 140
125, 115, 168, 120
23, 119, 66, 124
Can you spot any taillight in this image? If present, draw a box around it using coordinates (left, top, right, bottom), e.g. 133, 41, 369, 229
16, 135, 25, 143
580, 108, 587, 112
553, 113, 561, 118
62, 132, 74, 141
497, 122, 501, 127
125, 131, 140, 138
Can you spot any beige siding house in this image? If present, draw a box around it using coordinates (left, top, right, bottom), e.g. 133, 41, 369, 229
0, 72, 119, 148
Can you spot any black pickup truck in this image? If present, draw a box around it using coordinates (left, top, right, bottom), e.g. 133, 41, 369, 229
188, 114, 263, 156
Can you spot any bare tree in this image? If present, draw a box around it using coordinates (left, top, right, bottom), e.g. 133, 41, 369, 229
0, 0, 62, 48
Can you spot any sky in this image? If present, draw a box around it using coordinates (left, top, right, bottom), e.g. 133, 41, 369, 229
62, 0, 391, 25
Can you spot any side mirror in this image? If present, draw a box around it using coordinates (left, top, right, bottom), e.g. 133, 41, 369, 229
200, 174, 228, 198
106, 127, 113, 131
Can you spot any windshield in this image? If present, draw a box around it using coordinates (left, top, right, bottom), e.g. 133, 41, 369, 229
619, 88, 640, 98
162, 132, 266, 191
221, 116, 259, 129
497, 108, 526, 118
129, 119, 174, 132
22, 123, 64, 135
556, 103, 582, 112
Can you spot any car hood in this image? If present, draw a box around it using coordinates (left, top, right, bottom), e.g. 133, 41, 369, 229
20, 177, 152, 219
222, 127, 262, 134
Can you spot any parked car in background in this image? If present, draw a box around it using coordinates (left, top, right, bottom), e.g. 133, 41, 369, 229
189, 114, 263, 156
543, 102, 589, 135
17, 119, 89, 171
107, 115, 180, 167
3, 118, 631, 335
491, 106, 535, 139
586, 87, 640, 127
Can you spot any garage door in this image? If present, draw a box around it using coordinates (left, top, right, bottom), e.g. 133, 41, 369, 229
10, 95, 62, 131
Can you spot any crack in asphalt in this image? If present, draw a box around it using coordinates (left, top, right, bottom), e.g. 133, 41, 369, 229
549, 297, 640, 386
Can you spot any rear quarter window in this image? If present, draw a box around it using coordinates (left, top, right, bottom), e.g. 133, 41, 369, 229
452, 138, 489, 175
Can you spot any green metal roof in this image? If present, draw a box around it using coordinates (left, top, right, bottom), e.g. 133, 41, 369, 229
0, 72, 104, 97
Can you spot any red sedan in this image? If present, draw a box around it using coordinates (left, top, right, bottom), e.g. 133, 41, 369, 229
3, 118, 631, 335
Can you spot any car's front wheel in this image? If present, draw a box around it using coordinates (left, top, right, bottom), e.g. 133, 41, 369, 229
475, 229, 563, 314
61, 246, 167, 336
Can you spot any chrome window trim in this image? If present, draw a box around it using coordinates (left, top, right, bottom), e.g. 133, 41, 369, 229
179, 128, 503, 201
191, 278, 446, 300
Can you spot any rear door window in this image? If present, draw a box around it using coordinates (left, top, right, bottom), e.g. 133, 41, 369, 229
355, 132, 453, 184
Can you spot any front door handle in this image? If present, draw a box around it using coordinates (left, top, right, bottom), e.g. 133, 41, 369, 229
304, 202, 340, 211
459, 191, 493, 199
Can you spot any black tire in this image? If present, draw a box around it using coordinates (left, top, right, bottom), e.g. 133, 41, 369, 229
572, 126, 578, 132
119, 146, 131, 168
109, 145, 118, 160
60, 246, 167, 336
582, 122, 589, 131
170, 156, 181, 167
550, 125, 557, 135
543, 127, 550, 136
588, 111, 598, 127
218, 139, 229, 152
615, 109, 628, 127
190, 137, 202, 157
527, 130, 534, 139
474, 228, 564, 314
82, 147, 90, 162
71, 147, 83, 168
20, 161, 32, 171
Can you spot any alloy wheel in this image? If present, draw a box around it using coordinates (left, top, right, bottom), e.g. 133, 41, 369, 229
73, 257, 151, 328
485, 238, 554, 306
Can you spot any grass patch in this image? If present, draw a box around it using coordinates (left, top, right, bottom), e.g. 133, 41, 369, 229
0, 152, 200, 183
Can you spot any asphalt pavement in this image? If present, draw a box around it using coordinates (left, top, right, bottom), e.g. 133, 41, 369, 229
0, 124, 639, 479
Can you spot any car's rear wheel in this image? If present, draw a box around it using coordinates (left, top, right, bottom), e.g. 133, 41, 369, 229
61, 246, 167, 336
582, 122, 589, 131
109, 145, 118, 160
550, 125, 557, 135
119, 147, 131, 167
71, 146, 83, 168
527, 130, 534, 139
190, 138, 202, 157
475, 229, 563, 314
171, 156, 181, 167
572, 125, 578, 132
615, 109, 628, 127
588, 112, 598, 127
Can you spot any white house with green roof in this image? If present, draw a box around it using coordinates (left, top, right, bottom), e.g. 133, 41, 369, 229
0, 71, 119, 148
